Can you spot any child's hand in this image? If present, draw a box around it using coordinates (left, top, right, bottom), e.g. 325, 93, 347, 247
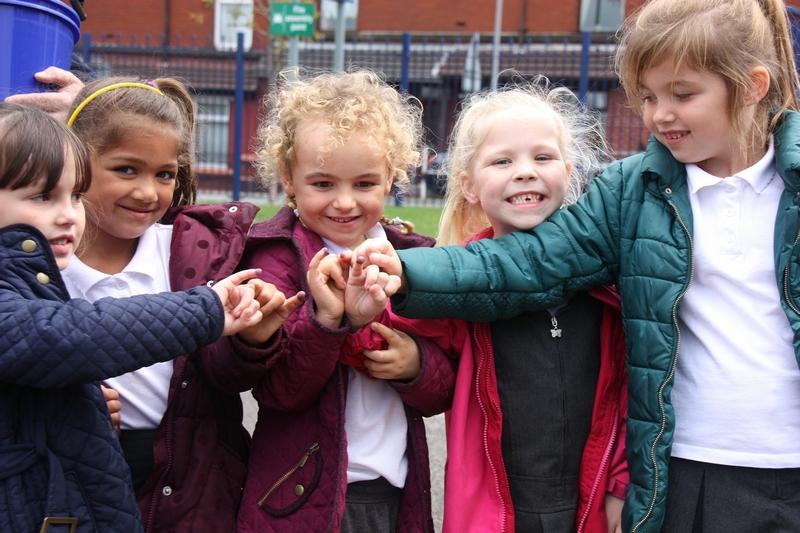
352, 238, 403, 278
344, 257, 402, 328
210, 268, 265, 335
362, 322, 421, 381
237, 279, 306, 345
307, 248, 347, 328
101, 384, 121, 434
605, 494, 624, 533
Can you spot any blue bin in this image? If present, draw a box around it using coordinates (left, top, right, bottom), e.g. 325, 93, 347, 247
0, 0, 80, 99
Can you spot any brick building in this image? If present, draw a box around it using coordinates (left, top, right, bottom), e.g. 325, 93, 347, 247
69, 0, 800, 192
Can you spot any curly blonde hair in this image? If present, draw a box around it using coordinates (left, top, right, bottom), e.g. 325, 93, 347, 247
255, 69, 423, 194
437, 77, 608, 246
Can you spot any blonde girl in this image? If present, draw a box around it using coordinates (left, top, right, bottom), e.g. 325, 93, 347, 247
355, 0, 800, 531
388, 80, 628, 533
235, 69, 455, 533
63, 77, 298, 532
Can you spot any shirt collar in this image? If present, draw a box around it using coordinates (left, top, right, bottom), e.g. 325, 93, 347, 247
125, 225, 164, 280
686, 136, 776, 194
321, 223, 387, 255
64, 225, 163, 293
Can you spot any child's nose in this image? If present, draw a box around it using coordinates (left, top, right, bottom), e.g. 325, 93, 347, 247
652, 101, 675, 123
57, 198, 80, 226
514, 161, 538, 181
132, 177, 160, 202
333, 191, 356, 210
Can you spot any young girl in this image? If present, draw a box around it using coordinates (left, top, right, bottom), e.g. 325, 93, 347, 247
0, 103, 264, 532
234, 70, 455, 533
381, 81, 628, 533
358, 0, 800, 531
62, 76, 301, 532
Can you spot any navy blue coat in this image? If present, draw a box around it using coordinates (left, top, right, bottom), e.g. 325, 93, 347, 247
0, 224, 226, 533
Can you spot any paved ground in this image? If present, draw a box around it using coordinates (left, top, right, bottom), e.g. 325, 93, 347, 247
241, 392, 446, 532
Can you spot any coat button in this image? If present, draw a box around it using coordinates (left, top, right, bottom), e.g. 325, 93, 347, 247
294, 484, 305, 496
162, 485, 172, 496
664, 187, 672, 195
180, 380, 189, 389
36, 273, 50, 285
206, 280, 214, 287
21, 240, 37, 252
228, 205, 238, 213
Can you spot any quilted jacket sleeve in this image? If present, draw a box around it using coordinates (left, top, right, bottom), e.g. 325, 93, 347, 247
243, 241, 351, 412
394, 165, 624, 320
0, 286, 224, 388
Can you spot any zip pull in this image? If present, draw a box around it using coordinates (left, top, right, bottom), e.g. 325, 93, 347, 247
550, 316, 562, 338
257, 442, 320, 507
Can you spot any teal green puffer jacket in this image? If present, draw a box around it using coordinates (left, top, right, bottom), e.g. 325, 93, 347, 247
394, 111, 800, 532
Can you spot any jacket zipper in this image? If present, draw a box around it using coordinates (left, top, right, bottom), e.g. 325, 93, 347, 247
632, 200, 694, 532
474, 326, 507, 532
783, 230, 800, 315
257, 442, 321, 507
144, 366, 183, 532
576, 408, 619, 533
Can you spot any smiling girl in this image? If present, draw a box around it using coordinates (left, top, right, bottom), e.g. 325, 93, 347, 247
234, 70, 455, 533
63, 77, 301, 532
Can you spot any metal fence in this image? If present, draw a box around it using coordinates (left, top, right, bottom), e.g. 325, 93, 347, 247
73, 31, 650, 200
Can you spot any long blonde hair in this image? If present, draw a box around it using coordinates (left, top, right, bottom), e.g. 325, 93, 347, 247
616, 0, 799, 158
437, 78, 608, 246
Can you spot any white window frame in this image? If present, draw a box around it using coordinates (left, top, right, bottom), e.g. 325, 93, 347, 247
196, 95, 231, 170
579, 0, 624, 32
214, 0, 254, 52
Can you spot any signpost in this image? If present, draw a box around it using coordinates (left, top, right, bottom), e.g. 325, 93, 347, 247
270, 2, 315, 37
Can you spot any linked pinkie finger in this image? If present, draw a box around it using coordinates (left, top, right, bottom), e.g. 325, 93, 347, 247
383, 275, 402, 297
281, 291, 306, 317
363, 263, 381, 287
230, 284, 257, 318
223, 268, 263, 286
259, 290, 287, 316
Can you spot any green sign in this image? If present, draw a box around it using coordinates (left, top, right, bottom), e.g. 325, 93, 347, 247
270, 2, 315, 37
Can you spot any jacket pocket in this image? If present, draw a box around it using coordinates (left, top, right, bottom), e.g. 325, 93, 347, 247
257, 442, 321, 517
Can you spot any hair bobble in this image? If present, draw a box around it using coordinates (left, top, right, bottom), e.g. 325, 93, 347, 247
67, 82, 165, 127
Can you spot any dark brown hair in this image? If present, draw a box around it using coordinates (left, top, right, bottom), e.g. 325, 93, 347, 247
0, 102, 90, 194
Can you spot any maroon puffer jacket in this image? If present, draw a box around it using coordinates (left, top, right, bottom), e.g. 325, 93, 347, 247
137, 202, 273, 533
236, 206, 455, 533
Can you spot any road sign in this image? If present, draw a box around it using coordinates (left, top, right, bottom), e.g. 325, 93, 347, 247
270, 2, 315, 37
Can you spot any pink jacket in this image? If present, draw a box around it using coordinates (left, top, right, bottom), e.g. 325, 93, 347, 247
392, 229, 629, 533
235, 207, 455, 533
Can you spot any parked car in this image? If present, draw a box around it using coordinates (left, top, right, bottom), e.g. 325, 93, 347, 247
420, 149, 448, 198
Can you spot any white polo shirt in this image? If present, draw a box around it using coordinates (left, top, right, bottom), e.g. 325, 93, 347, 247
62, 224, 175, 430
322, 224, 409, 489
671, 139, 800, 467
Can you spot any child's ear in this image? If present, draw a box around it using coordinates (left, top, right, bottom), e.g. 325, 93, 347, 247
279, 167, 295, 197
384, 173, 394, 195
460, 171, 480, 205
746, 66, 770, 105
565, 160, 574, 181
